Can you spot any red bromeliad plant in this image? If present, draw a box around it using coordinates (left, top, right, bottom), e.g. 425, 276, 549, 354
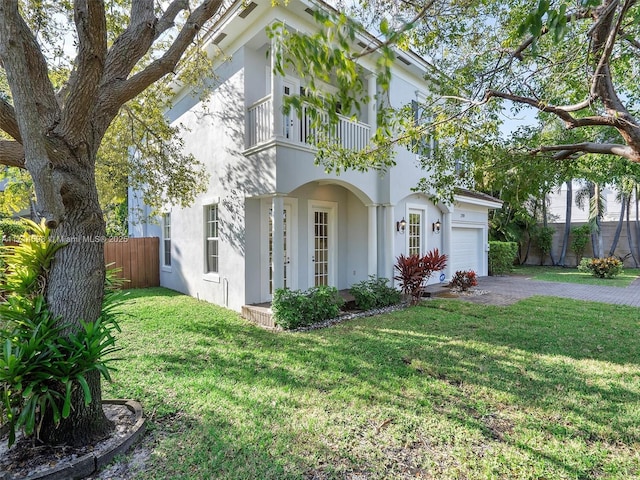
394, 249, 448, 304
448, 270, 478, 291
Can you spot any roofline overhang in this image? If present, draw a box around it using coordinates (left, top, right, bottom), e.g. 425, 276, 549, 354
454, 194, 503, 209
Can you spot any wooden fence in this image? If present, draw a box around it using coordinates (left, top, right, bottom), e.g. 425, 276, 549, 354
104, 237, 159, 289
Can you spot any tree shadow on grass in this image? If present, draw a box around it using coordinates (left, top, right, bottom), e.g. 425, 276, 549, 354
111, 291, 640, 478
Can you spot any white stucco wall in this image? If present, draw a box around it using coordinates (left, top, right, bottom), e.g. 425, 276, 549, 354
128, 2, 498, 312
274, 146, 380, 203
155, 48, 254, 311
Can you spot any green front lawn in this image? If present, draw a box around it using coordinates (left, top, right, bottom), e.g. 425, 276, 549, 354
510, 265, 640, 287
105, 288, 640, 479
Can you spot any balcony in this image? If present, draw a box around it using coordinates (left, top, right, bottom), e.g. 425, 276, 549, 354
247, 95, 371, 151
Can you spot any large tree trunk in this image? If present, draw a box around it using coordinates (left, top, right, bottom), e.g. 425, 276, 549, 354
609, 193, 626, 257
636, 186, 640, 263
589, 183, 604, 258
625, 195, 638, 267
558, 181, 572, 266
541, 193, 556, 265
40, 158, 112, 446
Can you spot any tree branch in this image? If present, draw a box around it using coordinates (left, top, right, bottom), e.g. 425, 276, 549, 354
102, 0, 192, 94
0, 1, 65, 227
57, 0, 107, 144
0, 97, 21, 141
107, 0, 223, 109
589, 0, 629, 104
0, 1, 59, 128
511, 8, 592, 60
484, 89, 599, 127
485, 89, 637, 133
102, 0, 157, 88
622, 33, 640, 51
0, 140, 25, 168
586, 0, 640, 152
353, 0, 436, 58
156, 0, 190, 36
533, 142, 639, 162
557, 96, 597, 112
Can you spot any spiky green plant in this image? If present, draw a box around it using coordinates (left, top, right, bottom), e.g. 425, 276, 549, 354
0, 219, 121, 447
0, 219, 66, 298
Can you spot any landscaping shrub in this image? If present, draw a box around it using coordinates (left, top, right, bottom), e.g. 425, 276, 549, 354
349, 276, 401, 310
578, 256, 623, 279
488, 241, 518, 275
570, 225, 591, 265
448, 270, 478, 291
533, 226, 555, 265
0, 219, 26, 243
577, 257, 592, 274
272, 285, 344, 330
394, 249, 447, 305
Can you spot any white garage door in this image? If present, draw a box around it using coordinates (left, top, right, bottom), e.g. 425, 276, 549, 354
451, 227, 483, 274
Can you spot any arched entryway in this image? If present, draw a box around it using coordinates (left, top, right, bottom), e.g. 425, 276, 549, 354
257, 180, 375, 302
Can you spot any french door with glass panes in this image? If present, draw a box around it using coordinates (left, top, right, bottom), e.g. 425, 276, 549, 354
309, 202, 336, 287
269, 204, 294, 294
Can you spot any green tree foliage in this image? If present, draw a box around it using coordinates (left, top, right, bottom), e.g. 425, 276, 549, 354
533, 225, 555, 265
0, 167, 33, 217
0, 1, 212, 222
272, 0, 640, 205
0, 218, 26, 242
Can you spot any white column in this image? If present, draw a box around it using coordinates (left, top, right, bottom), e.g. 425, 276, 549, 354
384, 205, 395, 281
442, 211, 452, 281
367, 74, 377, 138
367, 204, 378, 276
272, 196, 285, 290
271, 38, 283, 139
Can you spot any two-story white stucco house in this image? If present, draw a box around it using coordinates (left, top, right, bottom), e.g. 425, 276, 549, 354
129, 0, 502, 313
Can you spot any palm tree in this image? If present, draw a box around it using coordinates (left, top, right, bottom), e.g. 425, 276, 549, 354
557, 180, 572, 266
575, 181, 605, 258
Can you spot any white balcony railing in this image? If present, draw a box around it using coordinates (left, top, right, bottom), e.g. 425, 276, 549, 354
247, 95, 371, 151
247, 96, 273, 147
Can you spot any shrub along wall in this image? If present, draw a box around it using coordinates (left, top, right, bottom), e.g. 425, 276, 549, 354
525, 222, 639, 267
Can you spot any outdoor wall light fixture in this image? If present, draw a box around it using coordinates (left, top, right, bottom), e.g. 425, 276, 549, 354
432, 219, 441, 234
396, 217, 406, 233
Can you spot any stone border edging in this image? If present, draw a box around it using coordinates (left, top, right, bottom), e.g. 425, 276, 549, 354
18, 399, 145, 480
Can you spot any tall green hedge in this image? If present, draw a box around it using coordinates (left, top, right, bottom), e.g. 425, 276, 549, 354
489, 241, 518, 275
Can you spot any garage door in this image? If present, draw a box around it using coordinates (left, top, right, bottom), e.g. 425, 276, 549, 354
451, 227, 482, 274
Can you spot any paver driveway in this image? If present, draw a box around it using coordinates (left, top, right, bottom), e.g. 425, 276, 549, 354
426, 275, 640, 307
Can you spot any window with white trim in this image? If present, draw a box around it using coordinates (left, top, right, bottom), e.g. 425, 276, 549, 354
205, 204, 219, 273
162, 213, 171, 267
411, 99, 436, 158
